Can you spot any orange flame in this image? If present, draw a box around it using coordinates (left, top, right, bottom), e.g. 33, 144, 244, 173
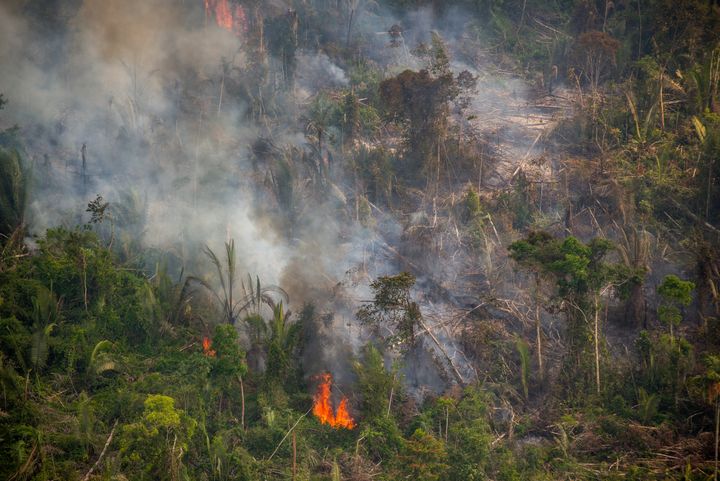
204, 0, 247, 37
202, 336, 216, 357
312, 373, 356, 429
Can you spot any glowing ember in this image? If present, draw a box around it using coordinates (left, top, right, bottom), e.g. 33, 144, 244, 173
202, 336, 216, 357
204, 0, 247, 37
312, 373, 356, 429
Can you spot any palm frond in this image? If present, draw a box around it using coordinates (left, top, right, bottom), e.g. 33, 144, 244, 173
202, 245, 229, 308
90, 340, 113, 367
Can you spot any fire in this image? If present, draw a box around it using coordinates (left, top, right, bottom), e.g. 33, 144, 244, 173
204, 0, 247, 37
202, 336, 216, 357
312, 373, 356, 429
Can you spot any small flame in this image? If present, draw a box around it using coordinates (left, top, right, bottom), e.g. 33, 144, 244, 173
202, 337, 216, 357
312, 373, 356, 429
204, 0, 247, 37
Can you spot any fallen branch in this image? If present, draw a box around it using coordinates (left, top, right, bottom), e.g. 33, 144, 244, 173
417, 317, 466, 385
511, 131, 544, 179
668, 198, 720, 234
82, 420, 118, 481
267, 407, 313, 462
532, 17, 572, 38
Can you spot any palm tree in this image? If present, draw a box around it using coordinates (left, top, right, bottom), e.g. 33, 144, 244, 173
88, 340, 118, 378
265, 302, 300, 386
191, 240, 288, 325
306, 93, 334, 159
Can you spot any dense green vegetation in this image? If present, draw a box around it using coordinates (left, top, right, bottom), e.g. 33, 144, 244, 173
1, 0, 720, 480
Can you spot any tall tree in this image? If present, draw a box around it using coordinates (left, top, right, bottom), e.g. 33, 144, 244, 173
509, 231, 557, 382
510, 233, 641, 397
357, 272, 422, 350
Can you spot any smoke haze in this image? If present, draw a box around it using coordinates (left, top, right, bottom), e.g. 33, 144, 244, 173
0, 0, 543, 398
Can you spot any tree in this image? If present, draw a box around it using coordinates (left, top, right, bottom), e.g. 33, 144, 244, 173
574, 30, 621, 93
341, 90, 361, 147
344, 0, 366, 48
194, 241, 287, 325
306, 93, 335, 159
264, 302, 301, 390
120, 395, 197, 481
657, 274, 695, 343
429, 31, 452, 77
357, 272, 422, 350
200, 240, 239, 325
210, 323, 249, 428
379, 64, 455, 182
265, 10, 299, 88
353, 344, 400, 420
211, 324, 247, 382
446, 387, 493, 481
509, 231, 557, 382
396, 428, 449, 481
552, 236, 631, 396
85, 194, 114, 249
510, 233, 640, 397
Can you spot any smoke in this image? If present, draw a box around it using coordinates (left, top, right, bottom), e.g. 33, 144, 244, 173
1, 0, 263, 267
296, 52, 349, 92
1, 0, 541, 399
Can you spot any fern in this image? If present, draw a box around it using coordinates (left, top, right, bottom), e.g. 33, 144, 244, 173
29, 286, 61, 372
637, 388, 660, 424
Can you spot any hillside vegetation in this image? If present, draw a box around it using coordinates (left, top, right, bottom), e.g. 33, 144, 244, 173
1, 0, 720, 480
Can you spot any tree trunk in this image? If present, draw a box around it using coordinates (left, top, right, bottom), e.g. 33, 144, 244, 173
444, 405, 449, 441
387, 378, 394, 417
82, 420, 118, 481
478, 148, 484, 188
707, 157, 715, 221
346, 7, 355, 48
418, 318, 465, 385
238, 373, 245, 430
715, 395, 719, 481
535, 275, 544, 381
218, 73, 225, 116
637, 0, 642, 59
594, 294, 601, 395
659, 70, 665, 131
516, 0, 527, 38
292, 430, 297, 481
82, 252, 88, 312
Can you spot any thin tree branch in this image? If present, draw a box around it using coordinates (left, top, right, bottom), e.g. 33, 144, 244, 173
267, 407, 313, 462
82, 419, 118, 481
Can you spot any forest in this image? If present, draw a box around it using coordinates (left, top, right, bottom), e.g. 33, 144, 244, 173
1, 0, 719, 479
